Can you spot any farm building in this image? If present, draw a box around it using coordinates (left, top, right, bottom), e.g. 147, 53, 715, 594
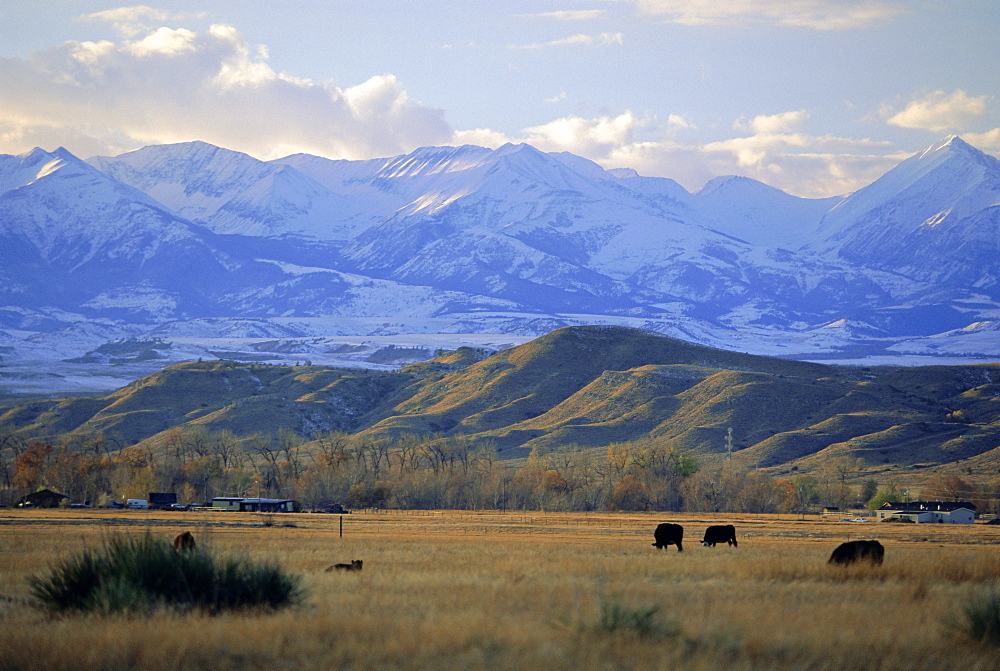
877, 501, 976, 524
210, 497, 244, 511
18, 488, 68, 508
211, 497, 299, 512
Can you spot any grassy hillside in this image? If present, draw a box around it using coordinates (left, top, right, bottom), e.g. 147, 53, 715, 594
0, 360, 418, 446
3, 326, 1000, 476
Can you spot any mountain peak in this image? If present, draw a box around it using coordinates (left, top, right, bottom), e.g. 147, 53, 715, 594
920, 134, 971, 157
19, 146, 53, 161
910, 135, 996, 173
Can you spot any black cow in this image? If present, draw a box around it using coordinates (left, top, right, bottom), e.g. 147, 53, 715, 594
652, 523, 684, 552
702, 524, 738, 547
828, 540, 884, 565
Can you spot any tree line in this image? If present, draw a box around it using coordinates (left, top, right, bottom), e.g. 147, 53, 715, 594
2, 426, 998, 514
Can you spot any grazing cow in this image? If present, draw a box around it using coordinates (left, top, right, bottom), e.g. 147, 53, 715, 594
702, 524, 738, 547
652, 523, 684, 552
326, 559, 363, 572
828, 540, 884, 566
173, 531, 196, 552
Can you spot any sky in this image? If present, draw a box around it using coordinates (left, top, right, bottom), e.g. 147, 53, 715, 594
1, 1, 998, 198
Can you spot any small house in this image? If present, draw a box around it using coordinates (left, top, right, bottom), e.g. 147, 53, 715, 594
210, 497, 299, 513
877, 501, 976, 524
238, 498, 299, 513
211, 497, 245, 512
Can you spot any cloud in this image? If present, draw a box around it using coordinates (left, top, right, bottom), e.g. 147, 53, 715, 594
507, 108, 898, 197
522, 10, 606, 21
742, 110, 810, 135
521, 112, 645, 155
667, 114, 694, 130
885, 89, 990, 133
0, 17, 935, 200
79, 5, 205, 38
962, 128, 1000, 152
510, 32, 623, 50
601, 131, 900, 198
633, 0, 907, 30
0, 23, 452, 161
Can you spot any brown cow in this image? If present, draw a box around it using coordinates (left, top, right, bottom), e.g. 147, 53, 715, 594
173, 531, 196, 552
326, 559, 363, 572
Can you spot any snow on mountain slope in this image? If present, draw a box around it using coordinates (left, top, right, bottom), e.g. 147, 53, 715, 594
3, 135, 1000, 397
334, 142, 765, 314
0, 147, 249, 318
0, 148, 189, 256
0, 147, 75, 195
811, 137, 1000, 280
90, 142, 372, 240
696, 175, 842, 247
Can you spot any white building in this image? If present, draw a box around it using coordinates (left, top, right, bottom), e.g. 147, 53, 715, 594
877, 501, 976, 524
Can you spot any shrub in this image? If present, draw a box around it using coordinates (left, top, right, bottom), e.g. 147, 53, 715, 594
595, 600, 674, 638
958, 588, 1000, 646
29, 532, 302, 616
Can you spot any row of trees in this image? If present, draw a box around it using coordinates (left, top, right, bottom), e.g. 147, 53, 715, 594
3, 426, 999, 514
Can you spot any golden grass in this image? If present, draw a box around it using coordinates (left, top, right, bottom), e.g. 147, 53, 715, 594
1, 509, 999, 670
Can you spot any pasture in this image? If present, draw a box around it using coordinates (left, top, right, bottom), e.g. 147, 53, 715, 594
1, 508, 998, 670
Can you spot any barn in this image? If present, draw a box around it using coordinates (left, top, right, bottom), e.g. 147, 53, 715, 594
18, 488, 68, 508
877, 501, 976, 524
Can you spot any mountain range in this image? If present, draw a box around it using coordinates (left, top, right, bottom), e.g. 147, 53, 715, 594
2, 136, 1000, 394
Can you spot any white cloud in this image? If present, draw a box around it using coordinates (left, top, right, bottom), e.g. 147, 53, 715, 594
666, 114, 694, 129
525, 10, 607, 21
634, 0, 907, 30
603, 132, 899, 197
741, 110, 810, 135
0, 23, 452, 161
962, 128, 1000, 152
885, 89, 990, 133
504, 109, 899, 197
510, 32, 623, 50
79, 5, 205, 38
521, 112, 644, 154
0, 17, 946, 200
127, 26, 199, 57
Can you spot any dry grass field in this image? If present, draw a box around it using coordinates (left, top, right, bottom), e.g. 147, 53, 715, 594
1, 508, 998, 670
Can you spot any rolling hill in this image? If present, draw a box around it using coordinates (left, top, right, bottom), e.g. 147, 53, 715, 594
4, 326, 999, 476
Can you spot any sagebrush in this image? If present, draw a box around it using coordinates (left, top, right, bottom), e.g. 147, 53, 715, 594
29, 532, 302, 615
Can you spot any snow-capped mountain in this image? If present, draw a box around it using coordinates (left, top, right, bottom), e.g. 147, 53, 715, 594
90, 142, 375, 240
695, 175, 842, 247
811, 136, 1000, 288
3, 136, 1000, 394
0, 147, 255, 320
